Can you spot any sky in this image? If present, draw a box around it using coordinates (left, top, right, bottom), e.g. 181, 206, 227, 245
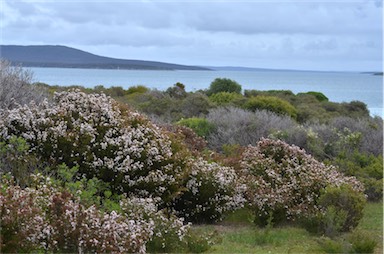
0, 0, 383, 72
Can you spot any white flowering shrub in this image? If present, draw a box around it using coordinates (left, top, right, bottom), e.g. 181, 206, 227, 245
240, 138, 364, 226
0, 176, 153, 253
0, 90, 187, 203
173, 158, 246, 223
120, 197, 191, 252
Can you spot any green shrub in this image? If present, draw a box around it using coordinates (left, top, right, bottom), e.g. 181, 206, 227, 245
206, 78, 242, 96
318, 237, 346, 253
318, 185, 366, 233
0, 136, 40, 187
348, 230, 377, 253
244, 96, 297, 119
209, 92, 244, 106
304, 91, 329, 102
177, 117, 215, 138
126, 85, 149, 94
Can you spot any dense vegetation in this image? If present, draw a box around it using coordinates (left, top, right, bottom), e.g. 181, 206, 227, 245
1, 60, 382, 253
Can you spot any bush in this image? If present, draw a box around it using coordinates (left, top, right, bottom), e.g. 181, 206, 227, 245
0, 136, 41, 187
206, 78, 242, 96
177, 117, 215, 138
206, 107, 297, 151
240, 139, 364, 226
302, 91, 329, 102
0, 90, 188, 204
209, 92, 244, 106
180, 92, 213, 118
348, 230, 377, 253
173, 158, 245, 223
0, 60, 48, 109
0, 176, 153, 253
244, 96, 297, 119
318, 185, 366, 233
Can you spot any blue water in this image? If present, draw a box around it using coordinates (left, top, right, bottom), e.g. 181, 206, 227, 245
29, 67, 383, 117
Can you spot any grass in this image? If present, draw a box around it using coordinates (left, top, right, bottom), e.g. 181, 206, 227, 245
194, 202, 383, 253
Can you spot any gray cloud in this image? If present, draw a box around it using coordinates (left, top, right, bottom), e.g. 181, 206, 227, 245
1, 0, 382, 71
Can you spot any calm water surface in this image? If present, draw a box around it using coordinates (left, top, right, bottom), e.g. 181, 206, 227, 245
29, 67, 383, 117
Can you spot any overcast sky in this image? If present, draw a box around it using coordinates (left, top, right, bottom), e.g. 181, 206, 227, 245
1, 0, 382, 71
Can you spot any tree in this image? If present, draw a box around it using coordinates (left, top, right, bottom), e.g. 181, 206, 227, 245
206, 78, 242, 96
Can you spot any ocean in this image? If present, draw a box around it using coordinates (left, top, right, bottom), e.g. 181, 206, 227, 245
29, 67, 383, 117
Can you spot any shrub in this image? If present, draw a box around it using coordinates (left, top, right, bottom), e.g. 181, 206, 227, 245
209, 92, 244, 106
126, 85, 149, 95
348, 230, 377, 253
180, 92, 213, 118
303, 91, 329, 102
173, 158, 246, 223
166, 82, 187, 99
0, 60, 48, 109
240, 139, 364, 226
206, 78, 242, 96
0, 90, 188, 204
318, 185, 366, 233
0, 136, 41, 187
0, 176, 153, 253
244, 96, 297, 119
206, 107, 297, 151
177, 117, 215, 138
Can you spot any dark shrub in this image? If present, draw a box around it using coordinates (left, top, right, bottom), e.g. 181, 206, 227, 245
206, 78, 242, 96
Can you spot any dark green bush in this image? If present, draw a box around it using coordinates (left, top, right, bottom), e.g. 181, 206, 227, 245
304, 91, 329, 102
244, 96, 297, 119
206, 78, 242, 96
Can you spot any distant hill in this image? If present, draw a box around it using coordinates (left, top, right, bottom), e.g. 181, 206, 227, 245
0, 45, 210, 71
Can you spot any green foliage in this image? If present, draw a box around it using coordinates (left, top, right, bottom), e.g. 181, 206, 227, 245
126, 85, 149, 94
302, 91, 329, 102
209, 92, 244, 106
206, 78, 242, 96
177, 117, 215, 138
166, 82, 187, 99
348, 230, 378, 253
0, 136, 40, 187
332, 151, 383, 201
244, 96, 297, 119
318, 185, 366, 234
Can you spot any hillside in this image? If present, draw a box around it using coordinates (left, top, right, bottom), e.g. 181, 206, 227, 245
0, 45, 210, 70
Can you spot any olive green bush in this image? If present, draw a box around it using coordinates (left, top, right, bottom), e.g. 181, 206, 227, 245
244, 96, 297, 119
206, 78, 242, 96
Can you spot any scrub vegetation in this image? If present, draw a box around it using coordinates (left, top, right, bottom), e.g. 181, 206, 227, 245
0, 60, 382, 253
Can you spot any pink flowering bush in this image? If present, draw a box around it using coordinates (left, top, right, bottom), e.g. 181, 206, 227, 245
173, 158, 246, 223
240, 138, 364, 226
0, 175, 153, 253
0, 90, 187, 203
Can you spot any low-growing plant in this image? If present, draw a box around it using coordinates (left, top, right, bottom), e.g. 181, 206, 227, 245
177, 117, 215, 138
209, 92, 244, 106
206, 78, 242, 96
348, 230, 378, 253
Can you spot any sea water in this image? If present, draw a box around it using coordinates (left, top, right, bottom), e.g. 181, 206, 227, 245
29, 67, 383, 117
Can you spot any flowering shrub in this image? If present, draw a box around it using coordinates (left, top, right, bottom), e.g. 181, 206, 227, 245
173, 158, 246, 223
0, 90, 187, 203
0, 176, 153, 253
120, 197, 191, 252
240, 138, 364, 226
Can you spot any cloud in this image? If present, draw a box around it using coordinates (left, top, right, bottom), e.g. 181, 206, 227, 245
1, 0, 382, 71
